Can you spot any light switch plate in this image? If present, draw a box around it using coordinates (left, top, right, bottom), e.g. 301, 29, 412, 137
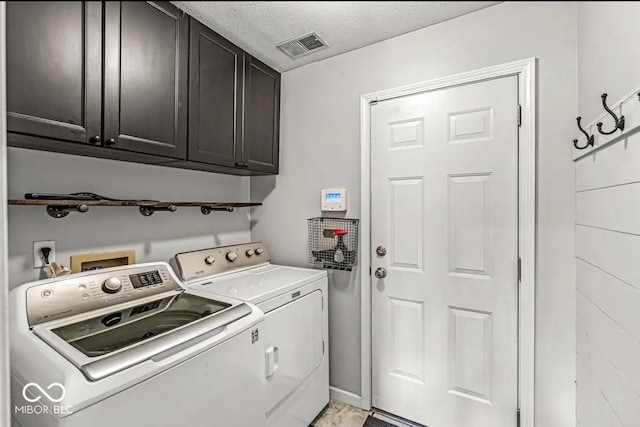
33, 240, 55, 269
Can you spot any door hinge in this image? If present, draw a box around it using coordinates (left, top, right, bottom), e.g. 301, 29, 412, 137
517, 105, 522, 127
369, 267, 372, 276
321, 297, 324, 310
517, 408, 521, 427
322, 341, 325, 355
518, 257, 522, 282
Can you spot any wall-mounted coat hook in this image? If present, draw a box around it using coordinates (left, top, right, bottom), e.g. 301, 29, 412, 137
573, 116, 594, 150
597, 93, 625, 135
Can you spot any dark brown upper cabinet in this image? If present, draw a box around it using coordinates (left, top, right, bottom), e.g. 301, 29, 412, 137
6, 2, 103, 145
243, 55, 281, 174
188, 18, 244, 168
6, 2, 280, 175
103, 1, 188, 159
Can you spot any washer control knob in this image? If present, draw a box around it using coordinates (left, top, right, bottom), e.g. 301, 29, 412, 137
102, 277, 122, 294
255, 248, 264, 255
226, 251, 238, 262
245, 249, 255, 257
205, 256, 215, 265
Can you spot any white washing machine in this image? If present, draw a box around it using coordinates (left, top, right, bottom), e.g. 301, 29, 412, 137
175, 242, 329, 427
10, 262, 265, 427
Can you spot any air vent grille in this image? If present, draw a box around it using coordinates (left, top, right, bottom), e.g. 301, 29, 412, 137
277, 32, 328, 58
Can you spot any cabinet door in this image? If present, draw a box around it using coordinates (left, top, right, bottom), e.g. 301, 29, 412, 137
6, 2, 102, 145
188, 18, 243, 168
243, 56, 280, 174
104, 1, 188, 159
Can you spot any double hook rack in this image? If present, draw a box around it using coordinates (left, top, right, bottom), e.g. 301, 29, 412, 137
573, 92, 636, 150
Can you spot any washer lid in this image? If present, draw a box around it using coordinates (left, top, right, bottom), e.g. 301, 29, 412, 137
192, 264, 327, 305
32, 291, 253, 381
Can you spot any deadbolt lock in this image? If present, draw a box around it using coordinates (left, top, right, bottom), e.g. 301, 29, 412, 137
376, 246, 387, 257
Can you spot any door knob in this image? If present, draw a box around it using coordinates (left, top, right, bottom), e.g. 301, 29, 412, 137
376, 246, 387, 257
374, 267, 387, 279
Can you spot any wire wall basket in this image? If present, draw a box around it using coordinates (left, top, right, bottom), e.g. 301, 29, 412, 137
308, 217, 359, 271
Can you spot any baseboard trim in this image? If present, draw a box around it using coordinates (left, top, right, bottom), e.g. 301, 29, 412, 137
330, 386, 362, 408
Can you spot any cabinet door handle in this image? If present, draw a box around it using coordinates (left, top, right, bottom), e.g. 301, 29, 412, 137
243, 163, 249, 168
104, 138, 116, 146
90, 135, 101, 145
235, 162, 244, 167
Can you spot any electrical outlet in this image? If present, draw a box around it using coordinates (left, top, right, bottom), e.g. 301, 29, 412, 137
33, 241, 56, 269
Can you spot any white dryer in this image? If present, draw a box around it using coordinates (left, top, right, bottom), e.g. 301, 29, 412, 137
175, 242, 329, 427
10, 262, 265, 427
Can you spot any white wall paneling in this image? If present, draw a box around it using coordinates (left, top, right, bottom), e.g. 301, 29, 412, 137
251, 3, 576, 425
574, 77, 640, 427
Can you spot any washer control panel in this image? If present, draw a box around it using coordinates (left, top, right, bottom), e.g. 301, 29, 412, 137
175, 242, 271, 282
25, 263, 182, 326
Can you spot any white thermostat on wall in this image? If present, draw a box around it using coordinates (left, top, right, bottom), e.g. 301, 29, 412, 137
321, 189, 347, 211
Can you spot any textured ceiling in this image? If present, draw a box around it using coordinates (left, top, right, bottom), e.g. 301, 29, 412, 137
172, 1, 501, 72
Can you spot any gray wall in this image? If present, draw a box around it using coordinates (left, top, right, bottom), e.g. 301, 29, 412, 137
578, 2, 640, 120
7, 148, 251, 288
251, 2, 577, 426
575, 2, 640, 426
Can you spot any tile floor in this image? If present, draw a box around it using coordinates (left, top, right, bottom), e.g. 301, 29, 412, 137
312, 400, 416, 427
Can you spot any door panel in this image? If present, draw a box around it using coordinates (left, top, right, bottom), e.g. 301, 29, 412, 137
263, 291, 324, 413
6, 2, 102, 144
188, 18, 243, 167
371, 76, 519, 427
104, 1, 187, 158
244, 56, 280, 173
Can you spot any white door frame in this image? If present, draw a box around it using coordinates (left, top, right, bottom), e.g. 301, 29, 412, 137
0, 3, 11, 426
359, 58, 536, 427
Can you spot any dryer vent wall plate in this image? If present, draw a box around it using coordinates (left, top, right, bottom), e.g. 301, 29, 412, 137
321, 189, 347, 211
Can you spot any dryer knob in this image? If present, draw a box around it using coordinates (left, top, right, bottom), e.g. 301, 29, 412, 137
102, 277, 122, 294
255, 248, 264, 255
245, 249, 254, 257
205, 256, 215, 265
226, 251, 238, 262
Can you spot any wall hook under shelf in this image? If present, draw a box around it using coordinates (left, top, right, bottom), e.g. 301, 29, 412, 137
201, 206, 234, 215
46, 204, 90, 219
573, 116, 594, 150
139, 205, 177, 217
596, 93, 625, 135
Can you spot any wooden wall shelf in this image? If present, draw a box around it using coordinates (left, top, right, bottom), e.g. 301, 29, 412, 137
8, 199, 261, 219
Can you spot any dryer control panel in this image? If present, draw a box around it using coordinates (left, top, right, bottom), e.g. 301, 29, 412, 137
25, 263, 182, 326
175, 242, 271, 283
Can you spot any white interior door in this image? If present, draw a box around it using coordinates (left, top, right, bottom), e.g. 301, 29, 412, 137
371, 76, 519, 427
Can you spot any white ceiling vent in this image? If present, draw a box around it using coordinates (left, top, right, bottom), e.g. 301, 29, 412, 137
277, 32, 328, 58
